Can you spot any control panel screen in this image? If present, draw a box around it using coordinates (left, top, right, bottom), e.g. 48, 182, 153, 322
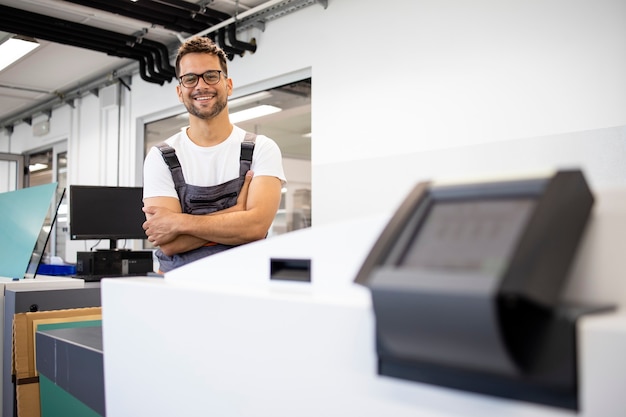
400, 198, 536, 274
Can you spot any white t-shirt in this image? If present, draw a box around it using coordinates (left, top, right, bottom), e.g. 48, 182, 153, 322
143, 125, 286, 200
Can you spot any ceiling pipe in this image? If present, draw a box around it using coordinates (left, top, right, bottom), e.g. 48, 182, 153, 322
62, 0, 201, 33
112, 49, 170, 85
79, 0, 256, 57
216, 28, 245, 59
64, 0, 206, 33
0, 19, 168, 85
0, 5, 175, 84
194, 0, 328, 37
227, 23, 257, 53
205, 33, 233, 62
57, 1, 322, 64
125, 0, 226, 29
62, 0, 220, 34
193, 0, 286, 38
150, 0, 230, 22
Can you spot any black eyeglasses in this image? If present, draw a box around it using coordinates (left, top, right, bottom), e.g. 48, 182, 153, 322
179, 70, 226, 88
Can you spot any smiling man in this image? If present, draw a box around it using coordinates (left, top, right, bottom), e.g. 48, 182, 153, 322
142, 36, 286, 273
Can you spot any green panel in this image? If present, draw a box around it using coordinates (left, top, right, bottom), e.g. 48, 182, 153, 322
39, 374, 102, 417
0, 182, 57, 279
37, 320, 102, 331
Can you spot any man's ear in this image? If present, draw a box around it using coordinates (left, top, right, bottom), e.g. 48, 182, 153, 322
226, 77, 233, 97
176, 84, 183, 103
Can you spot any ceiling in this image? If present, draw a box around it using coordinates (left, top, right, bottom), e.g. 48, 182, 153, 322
0, 0, 317, 159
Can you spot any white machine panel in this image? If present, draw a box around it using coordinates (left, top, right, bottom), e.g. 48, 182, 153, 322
102, 188, 626, 417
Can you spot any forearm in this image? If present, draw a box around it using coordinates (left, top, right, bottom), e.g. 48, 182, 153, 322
179, 209, 271, 246
148, 206, 249, 255
144, 175, 280, 250
158, 234, 208, 257
178, 176, 281, 245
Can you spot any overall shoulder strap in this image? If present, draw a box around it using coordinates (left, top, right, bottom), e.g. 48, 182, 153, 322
156, 142, 180, 169
156, 142, 185, 189
239, 132, 256, 176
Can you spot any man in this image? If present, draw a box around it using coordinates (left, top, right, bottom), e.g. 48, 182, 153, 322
142, 36, 286, 272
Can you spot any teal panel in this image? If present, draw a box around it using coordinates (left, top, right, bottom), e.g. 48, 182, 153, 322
0, 183, 57, 279
39, 374, 102, 417
37, 320, 103, 332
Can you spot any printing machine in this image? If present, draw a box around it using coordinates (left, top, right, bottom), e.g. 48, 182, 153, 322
101, 170, 626, 417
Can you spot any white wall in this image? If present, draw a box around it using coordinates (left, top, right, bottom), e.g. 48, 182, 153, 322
2, 0, 626, 227
306, 0, 626, 224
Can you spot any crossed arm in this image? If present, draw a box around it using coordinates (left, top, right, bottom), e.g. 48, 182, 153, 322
142, 171, 282, 256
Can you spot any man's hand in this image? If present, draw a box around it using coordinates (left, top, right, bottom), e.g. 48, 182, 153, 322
142, 206, 182, 247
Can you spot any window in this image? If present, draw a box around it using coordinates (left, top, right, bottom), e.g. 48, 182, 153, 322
143, 78, 312, 236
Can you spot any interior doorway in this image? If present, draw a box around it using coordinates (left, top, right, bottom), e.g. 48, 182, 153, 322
25, 142, 68, 261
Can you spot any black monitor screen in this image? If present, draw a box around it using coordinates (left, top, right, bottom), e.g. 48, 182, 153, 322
69, 185, 145, 246
400, 198, 536, 275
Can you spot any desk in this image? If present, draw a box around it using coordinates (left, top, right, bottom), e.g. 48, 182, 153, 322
0, 278, 100, 417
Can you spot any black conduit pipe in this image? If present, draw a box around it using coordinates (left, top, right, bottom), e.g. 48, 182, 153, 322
150, 0, 230, 23
227, 24, 257, 53
0, 5, 174, 84
217, 28, 246, 58
206, 34, 234, 62
62, 0, 208, 34
0, 16, 170, 84
65, 0, 234, 35
152, 0, 230, 21
0, 31, 166, 87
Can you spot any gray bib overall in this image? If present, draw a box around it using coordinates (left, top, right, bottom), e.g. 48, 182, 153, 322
155, 132, 256, 272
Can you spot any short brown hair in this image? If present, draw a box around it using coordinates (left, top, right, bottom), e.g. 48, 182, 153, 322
175, 36, 229, 78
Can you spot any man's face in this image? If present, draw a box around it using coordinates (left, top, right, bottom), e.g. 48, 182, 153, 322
176, 53, 232, 120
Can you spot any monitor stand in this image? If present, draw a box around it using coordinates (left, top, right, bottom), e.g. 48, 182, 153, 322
99, 239, 131, 251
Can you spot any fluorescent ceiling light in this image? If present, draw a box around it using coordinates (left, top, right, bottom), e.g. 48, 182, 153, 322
0, 37, 40, 72
228, 91, 272, 109
230, 105, 281, 123
28, 163, 48, 172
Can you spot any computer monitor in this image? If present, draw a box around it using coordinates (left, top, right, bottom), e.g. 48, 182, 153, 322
69, 185, 146, 250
